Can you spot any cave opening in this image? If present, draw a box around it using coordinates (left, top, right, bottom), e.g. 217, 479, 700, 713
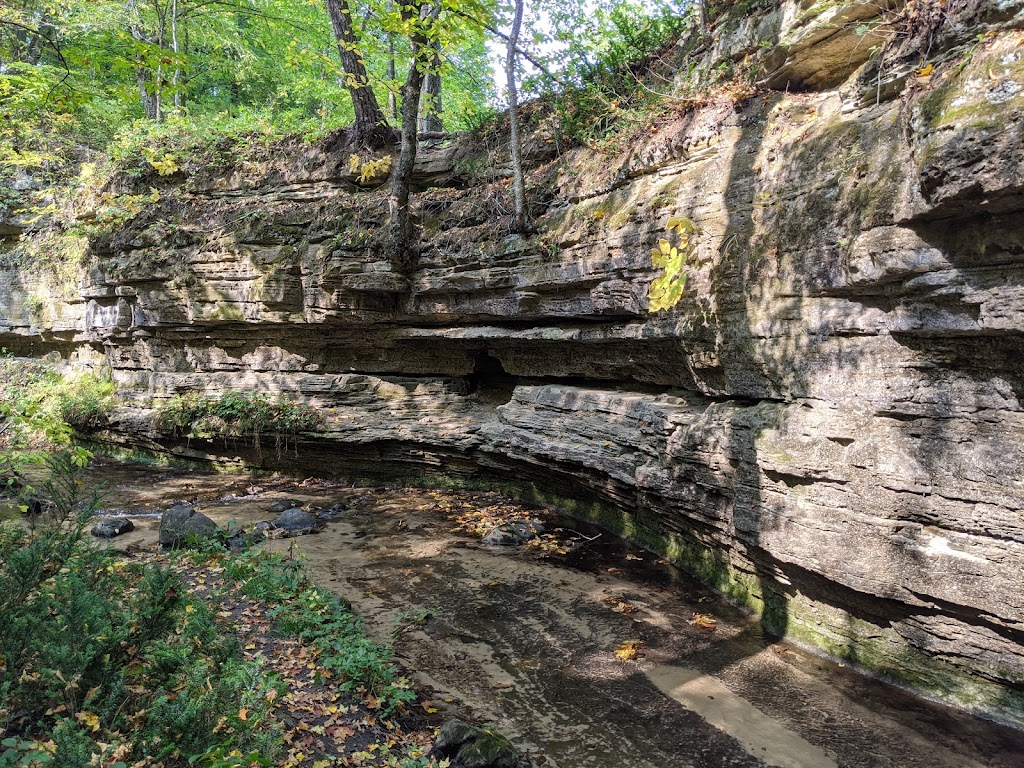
466, 351, 517, 404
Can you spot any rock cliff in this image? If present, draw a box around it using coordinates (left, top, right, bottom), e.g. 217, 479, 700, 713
3, 0, 1024, 727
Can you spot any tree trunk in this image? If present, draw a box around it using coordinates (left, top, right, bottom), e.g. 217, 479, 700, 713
418, 38, 443, 135
171, 0, 181, 110
386, 0, 398, 120
135, 67, 159, 120
129, 7, 161, 121
388, 0, 436, 273
506, 0, 527, 234
387, 43, 398, 120
389, 53, 425, 273
324, 0, 389, 146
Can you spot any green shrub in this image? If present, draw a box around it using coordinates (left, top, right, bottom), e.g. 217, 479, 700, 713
224, 549, 415, 715
54, 372, 116, 430
0, 455, 279, 766
0, 360, 115, 459
154, 391, 323, 455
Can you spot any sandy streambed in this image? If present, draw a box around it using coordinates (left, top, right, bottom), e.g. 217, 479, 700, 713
59, 460, 1024, 768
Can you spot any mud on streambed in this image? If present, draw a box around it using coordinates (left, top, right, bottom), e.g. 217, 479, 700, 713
55, 461, 1024, 767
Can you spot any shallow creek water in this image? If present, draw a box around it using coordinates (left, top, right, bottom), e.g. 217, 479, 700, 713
61, 461, 1024, 768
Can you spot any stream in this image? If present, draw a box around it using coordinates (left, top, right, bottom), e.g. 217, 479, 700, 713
64, 460, 1024, 768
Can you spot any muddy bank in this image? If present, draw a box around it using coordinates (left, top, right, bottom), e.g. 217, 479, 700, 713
67, 461, 1024, 768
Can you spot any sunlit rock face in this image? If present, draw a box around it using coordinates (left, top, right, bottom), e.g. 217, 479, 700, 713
3, 1, 1023, 727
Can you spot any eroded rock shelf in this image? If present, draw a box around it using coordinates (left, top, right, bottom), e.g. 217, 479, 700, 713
3, 0, 1024, 729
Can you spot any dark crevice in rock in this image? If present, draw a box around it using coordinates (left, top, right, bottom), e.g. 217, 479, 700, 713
762, 469, 849, 488
465, 352, 516, 404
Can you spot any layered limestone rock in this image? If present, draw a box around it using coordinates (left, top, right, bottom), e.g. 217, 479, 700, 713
3, 0, 1023, 726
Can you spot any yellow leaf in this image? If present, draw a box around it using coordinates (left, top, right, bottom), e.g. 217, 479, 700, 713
613, 640, 645, 662
916, 62, 934, 77
692, 612, 718, 629
77, 711, 101, 732
349, 154, 361, 174
238, 707, 248, 721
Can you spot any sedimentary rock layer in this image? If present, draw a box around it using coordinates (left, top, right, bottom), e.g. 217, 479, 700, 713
3, 1, 1023, 726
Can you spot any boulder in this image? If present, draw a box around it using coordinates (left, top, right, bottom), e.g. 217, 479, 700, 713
274, 508, 322, 535
482, 520, 545, 547
430, 720, 519, 768
159, 503, 219, 548
91, 518, 135, 538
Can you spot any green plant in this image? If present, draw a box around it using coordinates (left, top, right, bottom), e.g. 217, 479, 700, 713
154, 391, 323, 456
189, 744, 272, 767
0, 360, 107, 497
225, 549, 415, 715
648, 215, 700, 312
53, 371, 115, 430
0, 455, 279, 766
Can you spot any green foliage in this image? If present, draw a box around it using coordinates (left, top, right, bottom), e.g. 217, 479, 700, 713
648, 215, 700, 312
0, 360, 114, 482
530, 0, 694, 146
154, 391, 323, 455
0, 0, 496, 188
0, 456, 278, 766
223, 549, 416, 715
53, 372, 116, 431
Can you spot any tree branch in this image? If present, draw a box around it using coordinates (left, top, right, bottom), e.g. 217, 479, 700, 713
453, 10, 565, 85
0, 19, 72, 99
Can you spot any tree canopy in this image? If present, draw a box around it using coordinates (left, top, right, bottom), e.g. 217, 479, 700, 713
0, 0, 696, 173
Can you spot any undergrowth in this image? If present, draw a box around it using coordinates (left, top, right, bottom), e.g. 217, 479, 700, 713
218, 549, 416, 717
0, 455, 279, 767
0, 358, 115, 454
153, 391, 323, 456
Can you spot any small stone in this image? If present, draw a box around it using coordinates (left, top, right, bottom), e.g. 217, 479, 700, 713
482, 520, 545, 547
269, 499, 302, 513
318, 503, 348, 520
91, 518, 135, 538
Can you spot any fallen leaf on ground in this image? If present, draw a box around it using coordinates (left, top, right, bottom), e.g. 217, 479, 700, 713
613, 640, 645, 662
691, 612, 717, 629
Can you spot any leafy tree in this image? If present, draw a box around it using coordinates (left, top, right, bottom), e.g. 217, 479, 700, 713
387, 0, 441, 272
325, 0, 391, 146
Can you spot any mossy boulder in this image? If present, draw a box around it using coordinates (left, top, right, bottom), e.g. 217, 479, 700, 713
430, 720, 520, 768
